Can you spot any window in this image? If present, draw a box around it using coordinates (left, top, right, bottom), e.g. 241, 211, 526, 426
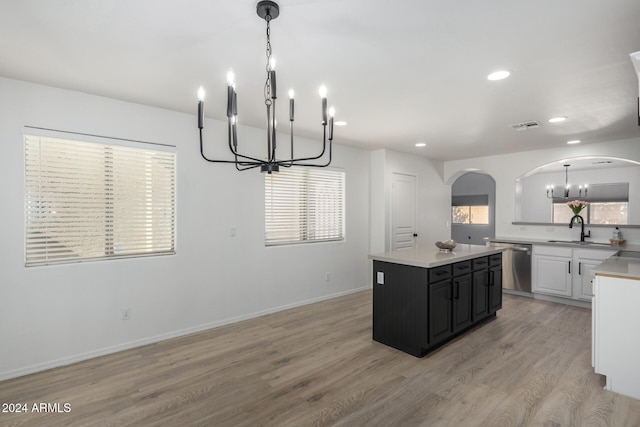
551, 182, 629, 225
265, 167, 345, 246
553, 201, 628, 225
451, 195, 489, 225
25, 132, 176, 266
589, 202, 628, 224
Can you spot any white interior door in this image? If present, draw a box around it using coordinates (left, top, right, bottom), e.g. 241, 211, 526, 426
391, 173, 417, 250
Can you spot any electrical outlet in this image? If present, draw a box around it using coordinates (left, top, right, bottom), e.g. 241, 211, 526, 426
121, 308, 131, 320
325, 272, 331, 282
377, 272, 384, 285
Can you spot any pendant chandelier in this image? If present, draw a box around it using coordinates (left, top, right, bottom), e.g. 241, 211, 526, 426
546, 164, 588, 199
197, 1, 335, 174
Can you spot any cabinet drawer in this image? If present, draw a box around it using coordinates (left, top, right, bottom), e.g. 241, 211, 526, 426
429, 265, 451, 282
472, 256, 489, 270
452, 260, 472, 276
574, 248, 617, 261
489, 253, 502, 266
533, 245, 572, 257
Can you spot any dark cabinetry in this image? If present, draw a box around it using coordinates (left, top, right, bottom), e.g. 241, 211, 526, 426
471, 254, 503, 321
452, 272, 473, 332
428, 260, 473, 346
489, 254, 503, 313
372, 262, 428, 356
373, 252, 502, 357
427, 279, 452, 345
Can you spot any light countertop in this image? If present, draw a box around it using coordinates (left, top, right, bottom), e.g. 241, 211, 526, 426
594, 255, 640, 280
489, 237, 640, 253
489, 237, 640, 279
369, 244, 504, 269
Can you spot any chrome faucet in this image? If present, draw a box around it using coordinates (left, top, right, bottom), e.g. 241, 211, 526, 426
569, 214, 590, 242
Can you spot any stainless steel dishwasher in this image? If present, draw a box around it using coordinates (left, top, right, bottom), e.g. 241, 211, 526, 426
490, 241, 532, 296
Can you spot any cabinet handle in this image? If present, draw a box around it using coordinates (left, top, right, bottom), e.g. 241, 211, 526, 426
455, 282, 460, 299
485, 271, 490, 286
489, 270, 495, 285
435, 271, 447, 276
568, 261, 571, 274
578, 262, 582, 275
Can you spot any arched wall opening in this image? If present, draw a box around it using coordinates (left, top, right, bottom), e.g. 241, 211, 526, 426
450, 171, 496, 245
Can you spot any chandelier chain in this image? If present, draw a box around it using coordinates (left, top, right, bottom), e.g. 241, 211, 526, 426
264, 15, 273, 105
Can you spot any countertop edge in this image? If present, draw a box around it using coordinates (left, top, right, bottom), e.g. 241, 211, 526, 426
369, 246, 505, 269
488, 237, 640, 252
593, 256, 640, 280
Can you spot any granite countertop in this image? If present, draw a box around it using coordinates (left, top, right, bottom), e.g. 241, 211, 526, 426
369, 244, 504, 269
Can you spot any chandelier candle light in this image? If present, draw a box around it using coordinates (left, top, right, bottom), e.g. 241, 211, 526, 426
546, 164, 588, 199
197, 1, 335, 173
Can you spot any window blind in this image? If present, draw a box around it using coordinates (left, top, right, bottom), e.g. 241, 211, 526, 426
551, 182, 629, 204
265, 167, 345, 246
25, 134, 176, 266
451, 195, 489, 206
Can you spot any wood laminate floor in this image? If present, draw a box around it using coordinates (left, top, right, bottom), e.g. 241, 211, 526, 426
1, 291, 639, 427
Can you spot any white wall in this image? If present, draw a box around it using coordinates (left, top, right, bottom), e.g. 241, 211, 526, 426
0, 77, 371, 380
444, 138, 640, 244
518, 166, 640, 223
369, 149, 450, 254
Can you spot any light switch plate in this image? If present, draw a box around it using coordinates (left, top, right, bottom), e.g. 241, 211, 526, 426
376, 271, 384, 285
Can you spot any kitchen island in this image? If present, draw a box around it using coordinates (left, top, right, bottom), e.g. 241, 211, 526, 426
369, 245, 504, 357
592, 253, 640, 400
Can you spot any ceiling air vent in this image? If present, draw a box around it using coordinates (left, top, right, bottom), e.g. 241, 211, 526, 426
508, 121, 541, 131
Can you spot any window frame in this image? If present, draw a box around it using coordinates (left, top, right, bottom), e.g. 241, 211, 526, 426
552, 201, 629, 225
264, 166, 345, 246
24, 128, 176, 266
451, 205, 490, 225
451, 194, 490, 225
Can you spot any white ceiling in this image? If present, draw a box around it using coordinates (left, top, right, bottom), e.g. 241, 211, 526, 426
1, 0, 639, 161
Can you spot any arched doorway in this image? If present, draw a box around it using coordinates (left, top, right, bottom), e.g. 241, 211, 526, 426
451, 172, 496, 245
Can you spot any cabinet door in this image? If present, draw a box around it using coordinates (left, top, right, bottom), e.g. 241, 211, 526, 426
373, 261, 428, 356
576, 259, 601, 300
452, 274, 473, 332
428, 280, 452, 345
489, 264, 503, 313
472, 270, 489, 321
533, 255, 572, 296
573, 249, 616, 301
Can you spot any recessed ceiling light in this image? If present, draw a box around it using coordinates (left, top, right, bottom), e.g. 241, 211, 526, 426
334, 121, 347, 126
415, 142, 426, 147
548, 116, 568, 123
487, 70, 510, 81
567, 140, 581, 145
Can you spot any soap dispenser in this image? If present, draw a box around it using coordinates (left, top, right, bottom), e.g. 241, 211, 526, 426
612, 227, 622, 240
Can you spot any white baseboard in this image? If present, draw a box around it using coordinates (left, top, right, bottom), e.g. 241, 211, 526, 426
0, 286, 370, 382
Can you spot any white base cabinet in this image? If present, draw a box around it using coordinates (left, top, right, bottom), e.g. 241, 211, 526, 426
593, 274, 640, 400
532, 245, 617, 302
532, 246, 572, 296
